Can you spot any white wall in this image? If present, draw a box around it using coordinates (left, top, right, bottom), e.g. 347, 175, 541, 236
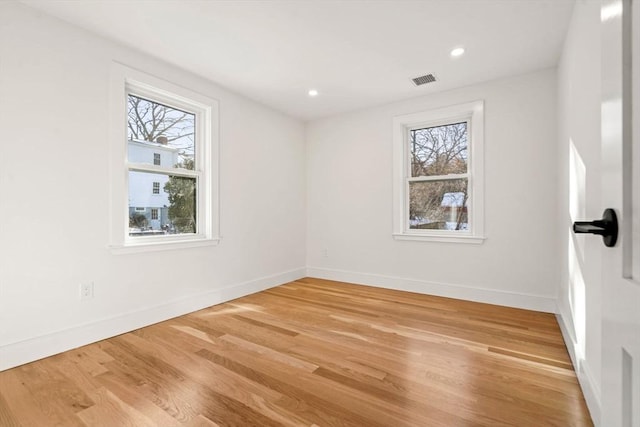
306, 69, 559, 311
0, 2, 306, 370
556, 1, 603, 423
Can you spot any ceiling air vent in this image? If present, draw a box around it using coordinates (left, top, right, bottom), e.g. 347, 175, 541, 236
412, 73, 437, 86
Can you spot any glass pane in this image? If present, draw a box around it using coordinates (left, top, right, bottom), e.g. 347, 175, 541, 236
127, 94, 195, 170
409, 179, 469, 231
410, 121, 467, 177
128, 171, 197, 236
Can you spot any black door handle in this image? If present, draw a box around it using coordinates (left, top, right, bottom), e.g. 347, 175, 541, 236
573, 208, 618, 247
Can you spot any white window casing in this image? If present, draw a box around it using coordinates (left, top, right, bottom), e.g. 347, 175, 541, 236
392, 100, 485, 244
109, 63, 220, 253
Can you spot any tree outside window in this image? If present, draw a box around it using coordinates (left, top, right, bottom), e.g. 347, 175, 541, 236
409, 122, 468, 231
127, 94, 198, 236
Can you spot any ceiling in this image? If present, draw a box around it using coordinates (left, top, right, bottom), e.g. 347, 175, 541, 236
21, 0, 575, 121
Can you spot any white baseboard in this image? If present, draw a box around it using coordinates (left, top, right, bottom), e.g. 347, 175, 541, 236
556, 311, 601, 426
0, 267, 305, 372
306, 267, 556, 313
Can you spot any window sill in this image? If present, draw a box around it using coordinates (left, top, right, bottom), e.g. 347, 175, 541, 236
109, 237, 220, 254
392, 233, 486, 244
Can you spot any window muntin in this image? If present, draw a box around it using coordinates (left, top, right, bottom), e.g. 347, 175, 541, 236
152, 181, 160, 194
392, 101, 484, 243
153, 153, 161, 165
150, 208, 159, 220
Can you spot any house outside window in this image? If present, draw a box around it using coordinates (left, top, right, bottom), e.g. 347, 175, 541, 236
392, 100, 485, 243
126, 91, 198, 237
109, 64, 220, 252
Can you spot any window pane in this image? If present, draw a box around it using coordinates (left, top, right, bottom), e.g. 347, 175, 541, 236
409, 179, 468, 230
410, 122, 467, 177
128, 171, 196, 236
127, 94, 195, 170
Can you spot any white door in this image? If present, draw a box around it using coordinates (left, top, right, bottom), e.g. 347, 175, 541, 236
600, 0, 640, 425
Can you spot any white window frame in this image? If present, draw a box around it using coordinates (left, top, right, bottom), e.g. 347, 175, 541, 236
153, 152, 161, 166
109, 63, 220, 253
150, 208, 159, 220
392, 100, 485, 244
152, 181, 160, 194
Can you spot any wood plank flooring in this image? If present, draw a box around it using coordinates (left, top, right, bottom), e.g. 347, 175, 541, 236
0, 278, 593, 426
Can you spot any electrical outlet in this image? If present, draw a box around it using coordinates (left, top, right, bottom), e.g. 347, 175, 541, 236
80, 282, 94, 301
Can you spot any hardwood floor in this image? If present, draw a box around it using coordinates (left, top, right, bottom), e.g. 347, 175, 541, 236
0, 278, 592, 426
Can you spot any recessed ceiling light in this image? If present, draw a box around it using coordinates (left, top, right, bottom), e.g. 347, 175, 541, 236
308, 89, 319, 97
450, 47, 465, 58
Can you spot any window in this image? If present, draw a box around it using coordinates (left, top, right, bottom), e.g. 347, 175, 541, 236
109, 64, 220, 252
393, 101, 484, 243
127, 93, 197, 236
408, 122, 468, 230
